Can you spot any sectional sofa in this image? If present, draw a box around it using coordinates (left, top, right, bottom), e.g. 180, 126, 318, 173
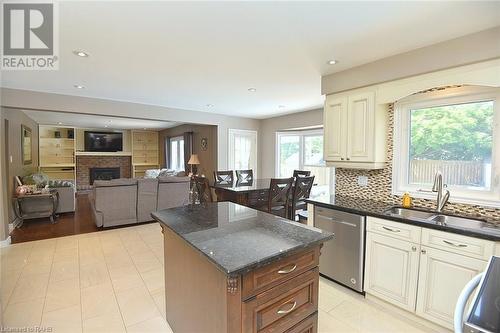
90, 175, 190, 228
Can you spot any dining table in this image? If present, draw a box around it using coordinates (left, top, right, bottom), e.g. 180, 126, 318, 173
210, 178, 273, 207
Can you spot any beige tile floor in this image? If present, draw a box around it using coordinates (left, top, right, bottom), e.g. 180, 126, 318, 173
1, 223, 443, 333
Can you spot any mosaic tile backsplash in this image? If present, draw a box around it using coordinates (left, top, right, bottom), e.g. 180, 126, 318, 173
335, 103, 500, 222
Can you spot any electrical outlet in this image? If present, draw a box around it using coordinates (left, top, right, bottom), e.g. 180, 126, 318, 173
357, 175, 368, 187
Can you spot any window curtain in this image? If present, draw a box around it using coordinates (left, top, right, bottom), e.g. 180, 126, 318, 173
183, 132, 193, 172
165, 136, 171, 168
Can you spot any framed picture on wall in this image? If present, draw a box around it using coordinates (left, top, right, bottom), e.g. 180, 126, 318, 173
21, 125, 32, 165
201, 138, 208, 151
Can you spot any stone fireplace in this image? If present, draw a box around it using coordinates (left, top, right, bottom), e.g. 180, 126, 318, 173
76, 155, 131, 190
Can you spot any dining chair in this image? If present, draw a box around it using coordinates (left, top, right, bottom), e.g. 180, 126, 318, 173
293, 170, 311, 178
194, 176, 213, 203
288, 176, 315, 220
213, 170, 234, 185
260, 177, 294, 218
235, 169, 253, 185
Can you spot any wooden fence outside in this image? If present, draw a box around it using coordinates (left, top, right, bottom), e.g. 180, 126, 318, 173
410, 160, 485, 186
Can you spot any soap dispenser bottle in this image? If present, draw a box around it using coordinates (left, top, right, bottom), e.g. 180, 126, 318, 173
402, 192, 412, 208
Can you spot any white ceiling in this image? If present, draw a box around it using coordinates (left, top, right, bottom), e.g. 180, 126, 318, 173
2, 1, 500, 119
22, 110, 178, 130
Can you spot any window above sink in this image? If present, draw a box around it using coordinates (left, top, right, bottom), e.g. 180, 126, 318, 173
393, 85, 500, 208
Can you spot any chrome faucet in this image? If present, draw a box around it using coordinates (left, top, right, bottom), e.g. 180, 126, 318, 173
418, 171, 450, 212
431, 172, 450, 212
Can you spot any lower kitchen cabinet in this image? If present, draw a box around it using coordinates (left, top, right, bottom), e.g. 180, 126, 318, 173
365, 232, 420, 311
415, 246, 487, 329
364, 217, 494, 330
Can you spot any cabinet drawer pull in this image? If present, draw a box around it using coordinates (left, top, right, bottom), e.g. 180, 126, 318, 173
382, 226, 400, 233
277, 264, 297, 274
443, 240, 467, 248
277, 301, 297, 314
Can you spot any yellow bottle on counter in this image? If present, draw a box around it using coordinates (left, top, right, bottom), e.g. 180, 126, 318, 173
402, 192, 412, 208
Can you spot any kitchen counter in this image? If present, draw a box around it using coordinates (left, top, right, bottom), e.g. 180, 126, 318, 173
306, 193, 500, 241
152, 201, 333, 275
152, 202, 333, 333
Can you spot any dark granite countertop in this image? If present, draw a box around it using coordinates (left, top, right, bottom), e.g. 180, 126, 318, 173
152, 202, 334, 276
306, 193, 500, 241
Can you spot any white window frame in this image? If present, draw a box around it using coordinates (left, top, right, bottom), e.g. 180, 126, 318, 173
169, 135, 185, 171
228, 129, 258, 178
275, 129, 326, 177
393, 86, 500, 207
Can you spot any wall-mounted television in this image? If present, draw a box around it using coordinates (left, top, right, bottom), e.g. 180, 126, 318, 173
84, 131, 123, 152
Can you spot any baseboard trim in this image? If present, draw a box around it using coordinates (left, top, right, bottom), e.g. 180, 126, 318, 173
365, 293, 452, 332
0, 236, 12, 248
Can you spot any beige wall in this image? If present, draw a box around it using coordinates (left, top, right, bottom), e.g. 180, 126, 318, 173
0, 108, 6, 241
322, 26, 500, 95
159, 124, 218, 179
1, 88, 261, 174
0, 108, 39, 227
259, 109, 323, 178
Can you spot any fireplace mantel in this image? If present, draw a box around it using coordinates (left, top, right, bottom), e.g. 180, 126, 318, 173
75, 151, 132, 157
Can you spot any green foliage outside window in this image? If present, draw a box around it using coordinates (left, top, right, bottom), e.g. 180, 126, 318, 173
410, 101, 494, 162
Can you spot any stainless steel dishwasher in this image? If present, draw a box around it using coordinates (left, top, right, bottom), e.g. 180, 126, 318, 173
314, 206, 365, 293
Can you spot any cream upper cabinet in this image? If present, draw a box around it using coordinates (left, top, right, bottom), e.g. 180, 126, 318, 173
347, 92, 375, 162
416, 246, 486, 330
365, 232, 420, 312
324, 96, 347, 161
323, 90, 387, 169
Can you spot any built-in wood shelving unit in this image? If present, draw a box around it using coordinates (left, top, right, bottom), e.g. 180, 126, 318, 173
39, 125, 76, 181
131, 130, 160, 177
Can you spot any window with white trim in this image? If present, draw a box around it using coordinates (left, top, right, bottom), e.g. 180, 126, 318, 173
276, 129, 334, 193
393, 86, 500, 207
169, 136, 184, 171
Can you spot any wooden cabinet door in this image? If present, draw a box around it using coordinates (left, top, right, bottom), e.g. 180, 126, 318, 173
416, 247, 486, 330
364, 232, 420, 312
323, 96, 347, 161
346, 92, 375, 162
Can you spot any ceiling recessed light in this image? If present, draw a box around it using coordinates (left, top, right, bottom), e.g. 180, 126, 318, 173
74, 84, 85, 89
327, 60, 338, 65
248, 88, 256, 92
104, 125, 109, 128
73, 50, 89, 57
206, 104, 214, 107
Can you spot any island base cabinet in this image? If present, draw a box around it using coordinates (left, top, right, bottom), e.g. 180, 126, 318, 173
284, 314, 318, 333
415, 247, 487, 330
364, 232, 420, 312
242, 268, 319, 333
163, 226, 321, 333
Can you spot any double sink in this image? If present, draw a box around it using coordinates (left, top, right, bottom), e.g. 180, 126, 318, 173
384, 207, 488, 230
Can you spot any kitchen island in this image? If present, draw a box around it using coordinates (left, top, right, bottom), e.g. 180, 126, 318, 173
152, 202, 333, 333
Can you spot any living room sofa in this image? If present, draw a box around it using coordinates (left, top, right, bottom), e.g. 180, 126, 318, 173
90, 176, 190, 228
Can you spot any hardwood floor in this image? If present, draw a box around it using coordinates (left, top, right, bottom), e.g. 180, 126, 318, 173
10, 192, 155, 244
10, 193, 100, 244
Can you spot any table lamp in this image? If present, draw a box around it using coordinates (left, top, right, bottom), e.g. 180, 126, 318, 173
188, 154, 200, 176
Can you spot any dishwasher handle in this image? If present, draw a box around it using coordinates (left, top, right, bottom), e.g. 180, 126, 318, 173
316, 214, 359, 228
